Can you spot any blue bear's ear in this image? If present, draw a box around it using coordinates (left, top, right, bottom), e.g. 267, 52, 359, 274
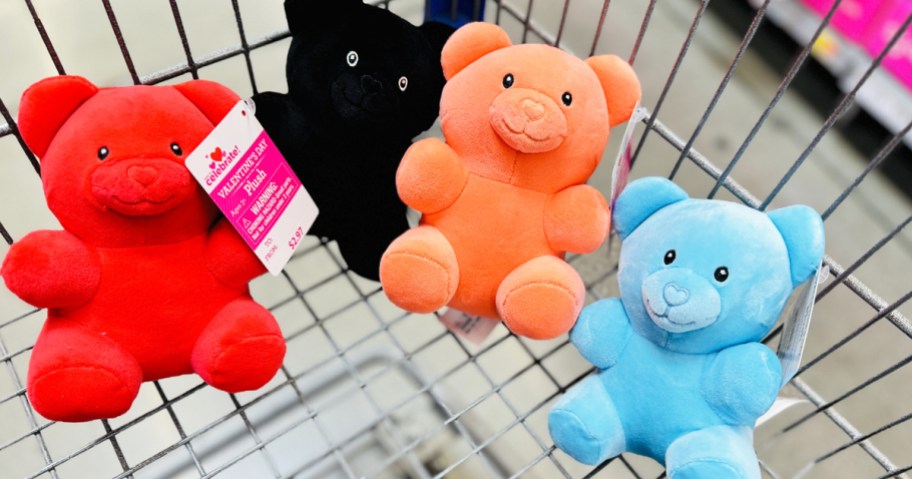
613, 177, 689, 239
767, 205, 826, 286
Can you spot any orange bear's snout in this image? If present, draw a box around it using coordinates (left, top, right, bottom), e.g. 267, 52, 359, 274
91, 157, 195, 217
489, 88, 567, 154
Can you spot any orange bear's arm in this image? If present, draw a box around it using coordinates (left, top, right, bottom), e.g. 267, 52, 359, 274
396, 138, 469, 214
1, 230, 101, 309
205, 219, 267, 288
544, 185, 611, 254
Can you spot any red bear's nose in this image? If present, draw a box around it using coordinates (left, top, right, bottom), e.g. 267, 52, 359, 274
128, 165, 160, 186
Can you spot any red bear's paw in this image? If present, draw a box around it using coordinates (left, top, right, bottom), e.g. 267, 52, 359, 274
380, 226, 458, 314
192, 300, 286, 393
28, 366, 141, 422
497, 256, 585, 340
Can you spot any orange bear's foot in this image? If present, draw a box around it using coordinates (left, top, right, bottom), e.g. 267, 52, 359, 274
380, 226, 458, 314
192, 299, 286, 392
496, 256, 585, 340
28, 326, 142, 422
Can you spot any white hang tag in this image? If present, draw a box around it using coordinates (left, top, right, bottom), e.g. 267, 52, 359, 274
777, 263, 829, 385
438, 308, 500, 345
609, 103, 645, 211
185, 99, 319, 275
755, 397, 808, 427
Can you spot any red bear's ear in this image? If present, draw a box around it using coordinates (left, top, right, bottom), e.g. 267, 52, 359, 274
173, 80, 240, 126
442, 22, 513, 81
18, 75, 99, 157
586, 55, 641, 128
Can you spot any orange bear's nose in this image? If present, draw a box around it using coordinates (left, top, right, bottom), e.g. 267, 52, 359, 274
128, 165, 160, 186
522, 99, 545, 121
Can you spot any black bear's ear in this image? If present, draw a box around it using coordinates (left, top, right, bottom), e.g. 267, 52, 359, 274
285, 0, 363, 36
419, 21, 456, 55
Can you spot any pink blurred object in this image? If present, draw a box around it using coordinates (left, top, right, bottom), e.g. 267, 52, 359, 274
801, 0, 886, 43
863, 0, 912, 89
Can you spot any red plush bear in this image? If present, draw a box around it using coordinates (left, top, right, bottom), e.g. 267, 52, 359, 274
1, 76, 285, 422
380, 23, 641, 339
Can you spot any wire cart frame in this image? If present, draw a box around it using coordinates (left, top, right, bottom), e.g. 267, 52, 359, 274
0, 0, 910, 478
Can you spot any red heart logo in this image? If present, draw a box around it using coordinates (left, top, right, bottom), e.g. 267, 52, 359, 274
210, 147, 223, 162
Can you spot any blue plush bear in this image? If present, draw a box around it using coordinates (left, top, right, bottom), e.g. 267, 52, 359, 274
548, 177, 825, 478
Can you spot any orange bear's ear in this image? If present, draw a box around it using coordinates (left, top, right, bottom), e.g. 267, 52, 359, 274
173, 80, 241, 126
585, 55, 641, 128
18, 75, 99, 157
441, 22, 513, 81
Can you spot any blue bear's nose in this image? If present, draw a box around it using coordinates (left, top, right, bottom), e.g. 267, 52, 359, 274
663, 283, 689, 306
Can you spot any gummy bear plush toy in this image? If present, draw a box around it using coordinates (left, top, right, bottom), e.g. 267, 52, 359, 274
252, 0, 453, 280
548, 177, 826, 477
1, 76, 285, 422
379, 23, 641, 339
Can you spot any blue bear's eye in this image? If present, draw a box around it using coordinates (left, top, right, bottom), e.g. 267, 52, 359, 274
714, 267, 729, 282
663, 250, 676, 265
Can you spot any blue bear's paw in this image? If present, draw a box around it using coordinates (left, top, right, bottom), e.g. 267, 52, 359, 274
549, 408, 622, 465
670, 459, 745, 479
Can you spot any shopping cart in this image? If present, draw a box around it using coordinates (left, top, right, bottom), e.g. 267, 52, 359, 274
0, 0, 910, 478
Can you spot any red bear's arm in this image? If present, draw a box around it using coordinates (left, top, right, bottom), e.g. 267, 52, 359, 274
396, 138, 469, 214
205, 219, 267, 288
544, 185, 610, 254
1, 230, 101, 309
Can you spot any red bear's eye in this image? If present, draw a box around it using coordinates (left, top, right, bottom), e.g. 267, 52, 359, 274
170, 143, 183, 156
97, 146, 110, 160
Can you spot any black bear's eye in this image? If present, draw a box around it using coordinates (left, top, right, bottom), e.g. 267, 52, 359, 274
398, 76, 408, 92
503, 73, 514, 89
170, 142, 183, 156
562, 92, 573, 106
346, 50, 359, 67
714, 267, 729, 283
663, 250, 676, 265
97, 146, 110, 160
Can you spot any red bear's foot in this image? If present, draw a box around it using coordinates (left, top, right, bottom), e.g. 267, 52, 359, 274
496, 256, 584, 340
379, 226, 459, 313
192, 299, 285, 392
28, 324, 142, 422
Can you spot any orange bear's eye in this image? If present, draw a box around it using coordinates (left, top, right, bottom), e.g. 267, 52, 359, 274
97, 146, 110, 161
502, 73, 514, 89
562, 92, 572, 106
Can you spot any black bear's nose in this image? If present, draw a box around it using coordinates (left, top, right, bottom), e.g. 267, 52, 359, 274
361, 75, 382, 94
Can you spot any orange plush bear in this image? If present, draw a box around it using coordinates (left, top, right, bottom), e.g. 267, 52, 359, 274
380, 23, 641, 339
1, 76, 285, 422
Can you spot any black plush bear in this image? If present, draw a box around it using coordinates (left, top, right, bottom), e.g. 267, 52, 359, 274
253, 0, 453, 280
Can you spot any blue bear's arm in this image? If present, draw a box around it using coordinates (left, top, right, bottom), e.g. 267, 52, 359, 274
701, 342, 782, 426
569, 298, 633, 370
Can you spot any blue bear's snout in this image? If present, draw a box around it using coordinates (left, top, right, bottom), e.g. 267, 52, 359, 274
642, 269, 721, 333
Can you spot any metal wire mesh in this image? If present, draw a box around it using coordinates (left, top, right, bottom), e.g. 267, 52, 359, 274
0, 0, 910, 478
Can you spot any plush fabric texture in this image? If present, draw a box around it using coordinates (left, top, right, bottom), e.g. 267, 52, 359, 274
1, 76, 284, 422
380, 22, 641, 340
549, 177, 826, 477
252, 0, 453, 280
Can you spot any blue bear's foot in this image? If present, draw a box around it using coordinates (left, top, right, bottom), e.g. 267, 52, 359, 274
671, 460, 743, 479
666, 426, 759, 479
548, 375, 625, 465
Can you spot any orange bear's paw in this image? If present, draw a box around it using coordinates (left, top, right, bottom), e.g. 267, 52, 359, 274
380, 226, 458, 314
497, 256, 585, 340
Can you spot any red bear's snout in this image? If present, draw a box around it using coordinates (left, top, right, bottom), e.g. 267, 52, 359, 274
91, 158, 195, 217
489, 89, 568, 154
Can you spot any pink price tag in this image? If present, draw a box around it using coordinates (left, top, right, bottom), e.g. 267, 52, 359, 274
186, 100, 318, 275
609, 102, 644, 210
